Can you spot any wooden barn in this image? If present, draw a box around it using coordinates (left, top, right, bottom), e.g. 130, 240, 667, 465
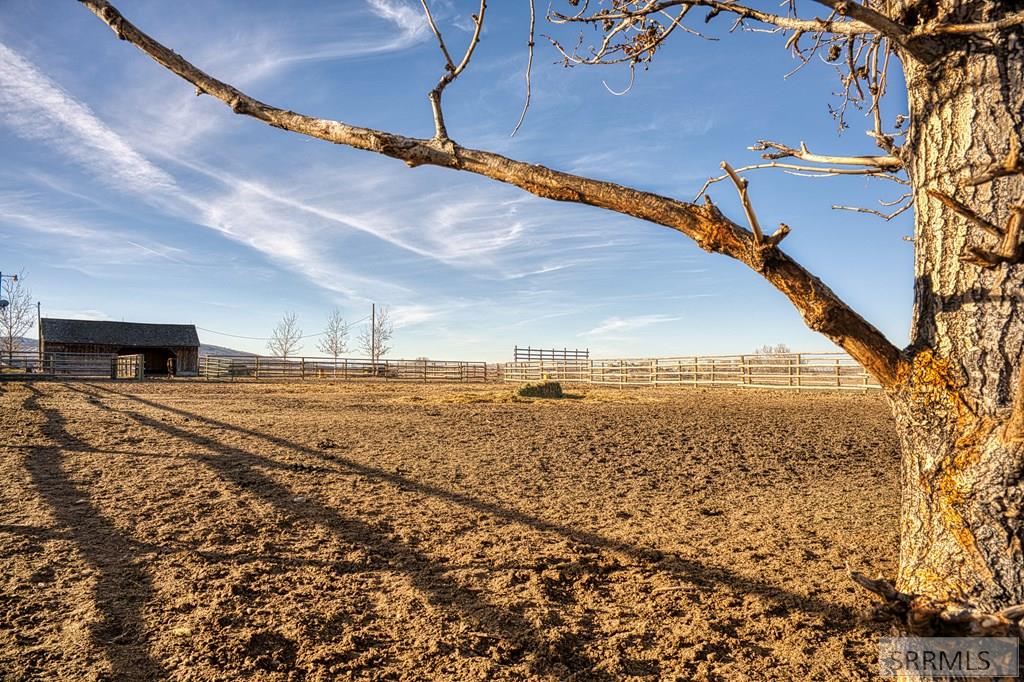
40, 318, 200, 376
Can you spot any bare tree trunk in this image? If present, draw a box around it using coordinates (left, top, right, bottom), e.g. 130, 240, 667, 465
892, 20, 1024, 623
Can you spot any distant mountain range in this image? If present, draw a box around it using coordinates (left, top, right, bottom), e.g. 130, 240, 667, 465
9, 337, 254, 357
199, 343, 256, 357
8, 336, 35, 352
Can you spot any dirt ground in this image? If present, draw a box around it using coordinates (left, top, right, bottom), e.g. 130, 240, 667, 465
0, 380, 901, 681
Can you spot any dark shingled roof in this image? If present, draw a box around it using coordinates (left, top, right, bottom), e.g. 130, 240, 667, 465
41, 318, 200, 347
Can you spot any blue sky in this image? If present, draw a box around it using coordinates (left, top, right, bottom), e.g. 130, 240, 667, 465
0, 1, 913, 361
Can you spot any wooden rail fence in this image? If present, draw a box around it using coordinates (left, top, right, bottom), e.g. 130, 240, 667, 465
0, 351, 144, 379
513, 346, 590, 362
499, 352, 880, 391
199, 355, 489, 382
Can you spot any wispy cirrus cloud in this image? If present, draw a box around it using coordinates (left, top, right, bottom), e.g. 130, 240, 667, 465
580, 314, 681, 337
0, 35, 637, 331
366, 0, 428, 41
0, 190, 189, 269
217, 0, 430, 83
0, 43, 412, 298
390, 304, 443, 328
0, 43, 177, 197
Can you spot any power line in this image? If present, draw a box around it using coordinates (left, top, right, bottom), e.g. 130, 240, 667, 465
196, 314, 371, 342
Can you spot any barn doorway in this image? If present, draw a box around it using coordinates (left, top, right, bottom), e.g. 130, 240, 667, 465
118, 348, 177, 376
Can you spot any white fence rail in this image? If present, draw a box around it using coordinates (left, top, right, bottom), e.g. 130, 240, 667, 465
500, 353, 880, 391
199, 355, 490, 382
0, 351, 145, 379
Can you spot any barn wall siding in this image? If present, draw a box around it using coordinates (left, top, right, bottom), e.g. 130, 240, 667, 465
41, 342, 199, 376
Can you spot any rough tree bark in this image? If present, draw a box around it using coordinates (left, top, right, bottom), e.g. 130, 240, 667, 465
73, 0, 1024, 630
886, 1, 1024, 628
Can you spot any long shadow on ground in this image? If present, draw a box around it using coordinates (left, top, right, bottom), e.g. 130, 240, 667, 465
19, 384, 168, 680
72, 383, 608, 678
80, 384, 866, 622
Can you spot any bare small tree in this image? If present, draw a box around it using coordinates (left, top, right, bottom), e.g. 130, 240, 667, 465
754, 343, 794, 376
267, 311, 302, 359
358, 307, 393, 363
317, 308, 349, 360
0, 272, 33, 363
755, 343, 792, 356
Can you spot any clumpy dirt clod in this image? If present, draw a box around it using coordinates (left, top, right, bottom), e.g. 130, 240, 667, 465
0, 380, 900, 680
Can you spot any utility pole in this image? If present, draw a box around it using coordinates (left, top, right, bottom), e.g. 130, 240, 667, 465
36, 301, 41, 365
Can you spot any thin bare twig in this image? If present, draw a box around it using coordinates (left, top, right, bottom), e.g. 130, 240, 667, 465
424, 0, 488, 141
832, 201, 912, 220
510, 0, 536, 137
721, 161, 764, 243
695, 161, 907, 200
602, 63, 636, 95
420, 0, 456, 70
547, 4, 691, 67
879, 191, 912, 206
751, 139, 901, 169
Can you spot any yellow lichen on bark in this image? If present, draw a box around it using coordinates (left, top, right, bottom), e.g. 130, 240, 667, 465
898, 349, 998, 592
900, 349, 965, 415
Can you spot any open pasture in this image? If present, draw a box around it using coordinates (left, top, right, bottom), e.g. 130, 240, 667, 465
0, 380, 899, 680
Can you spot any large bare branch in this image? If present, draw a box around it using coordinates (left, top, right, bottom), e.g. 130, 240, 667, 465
77, 0, 906, 387
552, 1, 1024, 60
811, 0, 937, 61
919, 10, 1024, 36
549, 0, 878, 37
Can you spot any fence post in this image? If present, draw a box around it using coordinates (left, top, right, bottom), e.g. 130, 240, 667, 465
650, 358, 657, 386
741, 355, 747, 386
835, 358, 841, 388
710, 358, 716, 385
301, 357, 306, 379
255, 356, 260, 379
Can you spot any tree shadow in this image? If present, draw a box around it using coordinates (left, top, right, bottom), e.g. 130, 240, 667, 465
70, 383, 610, 678
18, 384, 168, 680
80, 383, 863, 627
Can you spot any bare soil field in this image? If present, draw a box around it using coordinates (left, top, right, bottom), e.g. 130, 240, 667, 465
0, 380, 900, 681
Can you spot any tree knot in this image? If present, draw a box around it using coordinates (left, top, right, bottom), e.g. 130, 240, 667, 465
425, 136, 461, 167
